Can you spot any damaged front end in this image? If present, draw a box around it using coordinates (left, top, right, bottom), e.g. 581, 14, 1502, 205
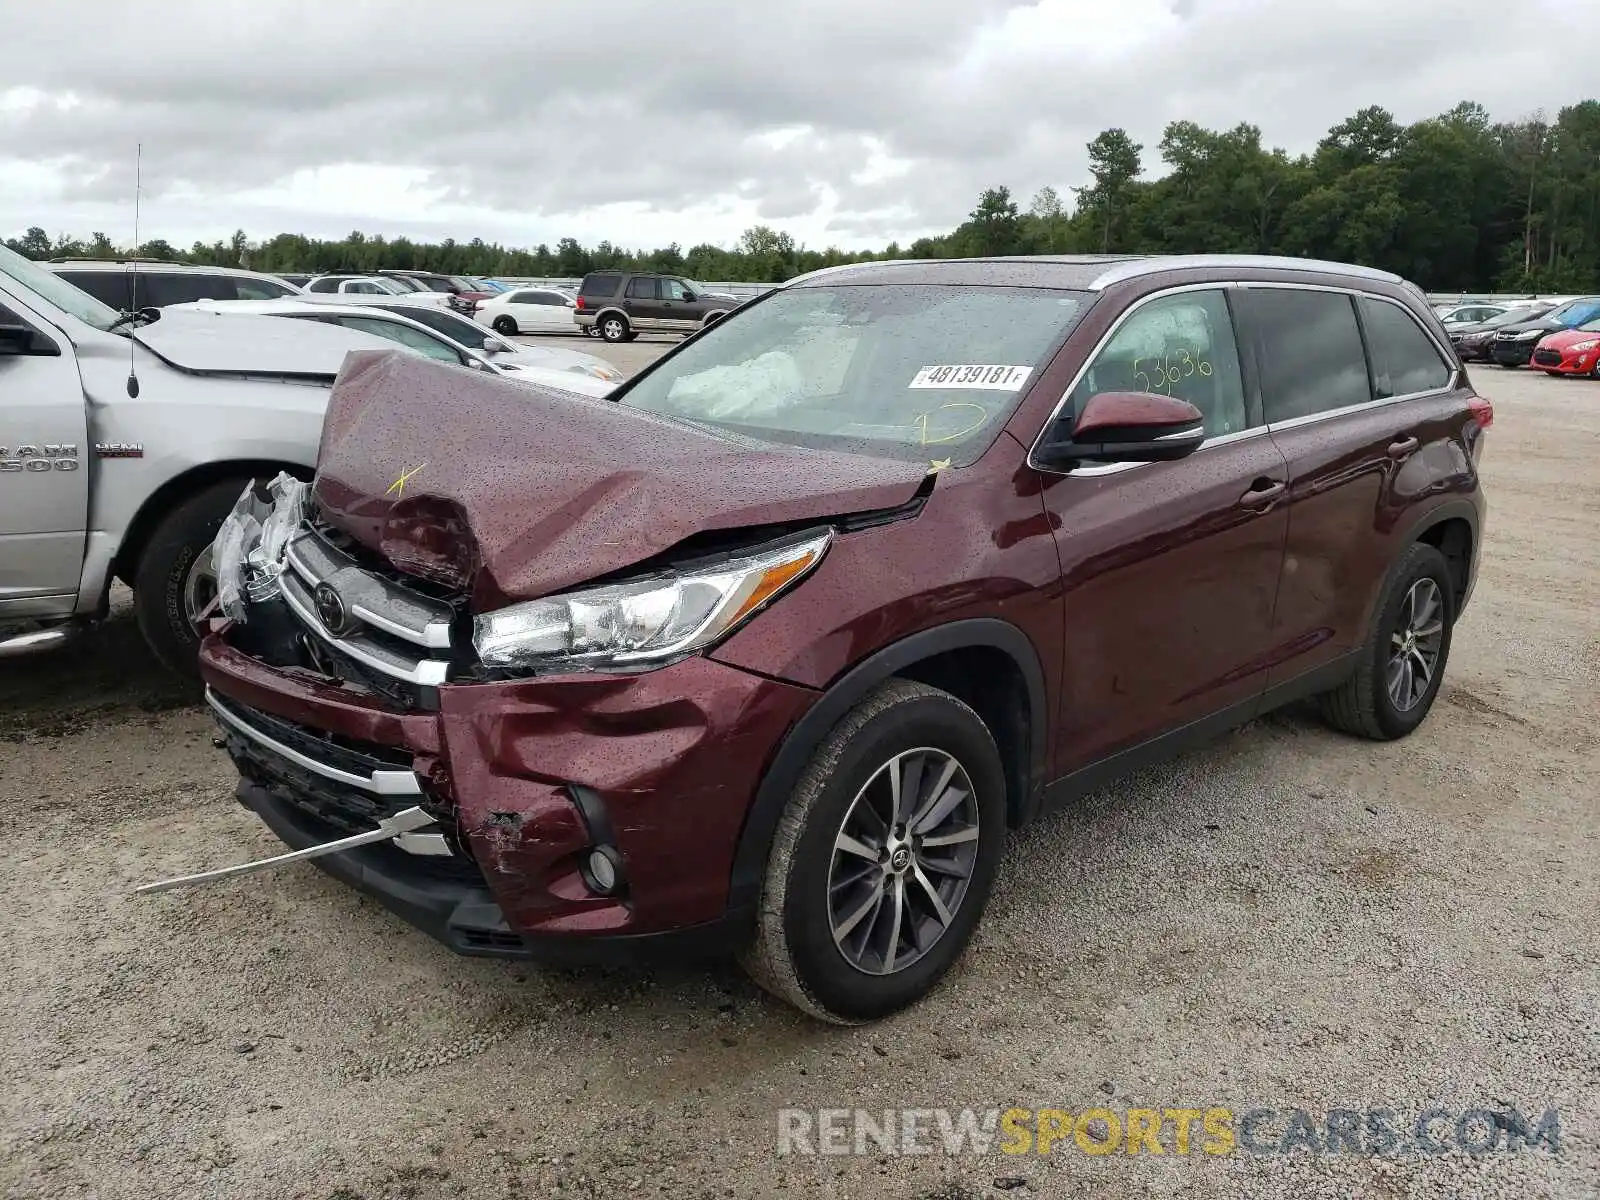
140, 468, 828, 963
138, 473, 479, 909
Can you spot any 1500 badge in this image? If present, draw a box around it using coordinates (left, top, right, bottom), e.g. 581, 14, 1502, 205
0, 444, 79, 473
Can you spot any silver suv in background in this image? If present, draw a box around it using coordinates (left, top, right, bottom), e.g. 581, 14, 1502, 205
43, 259, 303, 307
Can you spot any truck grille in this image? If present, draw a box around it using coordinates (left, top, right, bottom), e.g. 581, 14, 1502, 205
277, 523, 461, 709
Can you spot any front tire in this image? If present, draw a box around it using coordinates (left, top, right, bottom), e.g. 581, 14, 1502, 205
1318, 542, 1455, 740
132, 476, 264, 679
743, 680, 1006, 1023
491, 315, 518, 336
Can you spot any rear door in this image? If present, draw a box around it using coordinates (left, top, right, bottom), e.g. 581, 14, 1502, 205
1235, 285, 1461, 690
520, 290, 572, 331
623, 276, 667, 329
0, 294, 89, 607
1040, 286, 1291, 771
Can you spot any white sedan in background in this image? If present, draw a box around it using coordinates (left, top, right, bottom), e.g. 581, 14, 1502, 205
474, 286, 578, 335
175, 299, 620, 394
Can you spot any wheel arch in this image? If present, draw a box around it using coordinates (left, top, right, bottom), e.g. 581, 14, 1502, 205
112, 458, 312, 586
1397, 498, 1479, 618
592, 306, 630, 327
727, 618, 1048, 912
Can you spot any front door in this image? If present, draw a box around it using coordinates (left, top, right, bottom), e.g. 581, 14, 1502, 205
1039, 286, 1290, 771
659, 277, 703, 333
0, 297, 89, 608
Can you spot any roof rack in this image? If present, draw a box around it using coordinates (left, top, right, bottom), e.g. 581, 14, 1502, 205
45, 256, 188, 266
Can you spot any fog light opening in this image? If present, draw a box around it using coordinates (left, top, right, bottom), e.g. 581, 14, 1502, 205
583, 845, 626, 897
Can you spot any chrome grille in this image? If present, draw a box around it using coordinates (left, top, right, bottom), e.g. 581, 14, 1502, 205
280, 525, 456, 690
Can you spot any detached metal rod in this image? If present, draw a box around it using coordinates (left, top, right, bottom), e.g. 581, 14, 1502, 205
134, 806, 435, 895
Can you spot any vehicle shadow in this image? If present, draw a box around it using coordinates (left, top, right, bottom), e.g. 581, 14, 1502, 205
0, 598, 197, 738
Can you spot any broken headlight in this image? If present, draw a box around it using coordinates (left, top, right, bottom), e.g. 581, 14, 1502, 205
213, 472, 307, 622
472, 531, 830, 673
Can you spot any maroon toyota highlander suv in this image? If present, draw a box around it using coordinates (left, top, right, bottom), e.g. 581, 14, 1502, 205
189, 254, 1490, 1023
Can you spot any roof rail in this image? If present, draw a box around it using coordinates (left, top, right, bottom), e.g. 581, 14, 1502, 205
45, 256, 188, 266
1087, 254, 1403, 290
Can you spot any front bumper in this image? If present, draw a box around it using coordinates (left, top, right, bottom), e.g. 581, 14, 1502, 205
199, 634, 818, 960
237, 778, 755, 964
1532, 348, 1595, 374
1491, 339, 1539, 366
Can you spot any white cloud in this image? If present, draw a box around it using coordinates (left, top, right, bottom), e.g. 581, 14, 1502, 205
1, 0, 1596, 251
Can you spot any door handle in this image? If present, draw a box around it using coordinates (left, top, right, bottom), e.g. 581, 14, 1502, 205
1388, 436, 1420, 459
1239, 478, 1286, 507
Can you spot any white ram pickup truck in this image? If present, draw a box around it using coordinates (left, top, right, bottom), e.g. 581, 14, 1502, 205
0, 243, 400, 675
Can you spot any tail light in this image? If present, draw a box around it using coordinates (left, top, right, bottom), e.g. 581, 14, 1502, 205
574, 296, 585, 310
1467, 395, 1494, 430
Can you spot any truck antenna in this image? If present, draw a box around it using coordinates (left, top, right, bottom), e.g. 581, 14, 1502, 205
126, 143, 142, 399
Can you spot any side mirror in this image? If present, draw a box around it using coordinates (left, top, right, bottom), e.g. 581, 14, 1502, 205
0, 323, 60, 357
1035, 390, 1206, 469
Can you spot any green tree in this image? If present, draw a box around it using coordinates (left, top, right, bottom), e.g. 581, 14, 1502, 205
1075, 129, 1143, 251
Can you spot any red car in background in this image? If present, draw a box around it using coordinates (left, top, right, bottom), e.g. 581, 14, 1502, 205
1531, 319, 1600, 378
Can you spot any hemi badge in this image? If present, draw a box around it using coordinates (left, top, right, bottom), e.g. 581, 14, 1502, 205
95, 443, 144, 458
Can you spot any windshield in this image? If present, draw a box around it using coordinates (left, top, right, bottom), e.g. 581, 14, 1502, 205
369, 277, 413, 295
618, 284, 1090, 465
0, 244, 123, 332
1576, 317, 1600, 333
1546, 298, 1600, 326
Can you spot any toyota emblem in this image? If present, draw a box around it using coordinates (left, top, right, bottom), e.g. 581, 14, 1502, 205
313, 583, 350, 634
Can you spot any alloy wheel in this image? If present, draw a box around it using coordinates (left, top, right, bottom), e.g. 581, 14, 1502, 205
827, 747, 981, 976
183, 543, 217, 628
1387, 578, 1444, 712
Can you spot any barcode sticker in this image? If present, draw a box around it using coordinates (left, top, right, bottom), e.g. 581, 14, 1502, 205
909, 364, 1032, 391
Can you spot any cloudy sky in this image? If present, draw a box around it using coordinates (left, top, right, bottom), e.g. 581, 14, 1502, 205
3, 0, 1597, 254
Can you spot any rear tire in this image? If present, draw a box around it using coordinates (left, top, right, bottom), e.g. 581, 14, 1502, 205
1318, 542, 1455, 741
742, 680, 1007, 1024
598, 314, 630, 343
491, 315, 518, 336
132, 476, 266, 679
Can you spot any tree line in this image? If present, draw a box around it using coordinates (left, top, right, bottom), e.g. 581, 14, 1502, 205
8, 99, 1598, 292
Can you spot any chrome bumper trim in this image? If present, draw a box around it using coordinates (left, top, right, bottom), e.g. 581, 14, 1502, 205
205, 688, 422, 796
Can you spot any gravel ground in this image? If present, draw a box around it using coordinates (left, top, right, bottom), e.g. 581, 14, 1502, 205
1, 366, 1596, 1200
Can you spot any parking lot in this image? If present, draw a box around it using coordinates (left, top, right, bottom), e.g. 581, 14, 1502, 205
2, 360, 1596, 1199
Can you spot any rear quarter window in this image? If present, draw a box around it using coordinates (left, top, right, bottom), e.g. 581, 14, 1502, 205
1357, 297, 1452, 398
581, 274, 622, 297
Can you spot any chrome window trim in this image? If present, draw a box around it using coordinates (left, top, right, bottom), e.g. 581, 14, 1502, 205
1028, 279, 1458, 477
206, 689, 422, 795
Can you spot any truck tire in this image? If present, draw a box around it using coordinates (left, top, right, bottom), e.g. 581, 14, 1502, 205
133, 475, 263, 679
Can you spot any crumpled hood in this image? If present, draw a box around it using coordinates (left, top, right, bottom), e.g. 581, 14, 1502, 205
312, 350, 929, 608
133, 307, 398, 378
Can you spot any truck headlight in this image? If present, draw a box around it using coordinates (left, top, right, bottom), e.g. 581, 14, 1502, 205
473, 531, 830, 672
